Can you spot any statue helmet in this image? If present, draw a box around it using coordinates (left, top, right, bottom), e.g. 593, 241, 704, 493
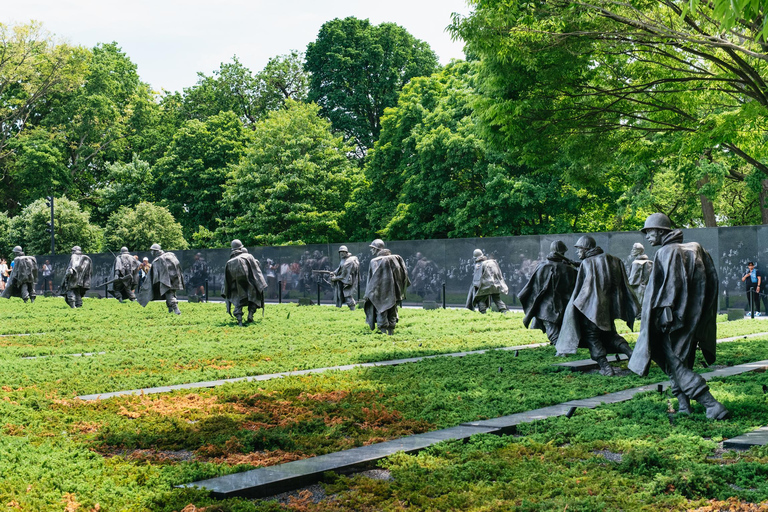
641, 213, 673, 233
631, 242, 645, 254
338, 245, 349, 253
12, 246, 22, 254
369, 239, 385, 250
150, 243, 162, 251
574, 235, 596, 250
71, 245, 82, 253
231, 239, 244, 250
550, 240, 567, 254
120, 247, 129, 254
473, 249, 483, 259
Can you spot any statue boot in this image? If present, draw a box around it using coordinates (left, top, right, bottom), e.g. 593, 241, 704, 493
236, 315, 243, 327
617, 342, 633, 358
349, 304, 355, 311
246, 311, 254, 323
22, 298, 28, 303
387, 327, 395, 336
674, 392, 691, 415
379, 327, 388, 335
172, 304, 181, 315
596, 357, 615, 376
696, 390, 729, 420
29, 296, 35, 303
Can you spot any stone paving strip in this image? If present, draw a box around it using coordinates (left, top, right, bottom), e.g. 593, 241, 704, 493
76, 342, 549, 400
21, 351, 107, 360
724, 426, 768, 450
183, 359, 768, 499
76, 330, 768, 401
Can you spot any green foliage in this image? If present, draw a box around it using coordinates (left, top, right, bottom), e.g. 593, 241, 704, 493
95, 155, 155, 223
356, 62, 579, 240
9, 197, 102, 254
103, 201, 188, 252
305, 17, 439, 154
0, 211, 13, 259
40, 42, 155, 204
218, 100, 360, 245
155, 111, 252, 238
449, 0, 768, 228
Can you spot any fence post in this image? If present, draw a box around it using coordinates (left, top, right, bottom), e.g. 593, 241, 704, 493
442, 282, 446, 309
317, 281, 321, 306
278, 280, 282, 304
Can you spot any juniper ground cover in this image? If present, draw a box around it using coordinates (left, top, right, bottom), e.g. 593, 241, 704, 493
1, 298, 768, 511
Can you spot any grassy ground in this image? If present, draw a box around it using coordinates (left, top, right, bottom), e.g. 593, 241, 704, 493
1, 298, 768, 511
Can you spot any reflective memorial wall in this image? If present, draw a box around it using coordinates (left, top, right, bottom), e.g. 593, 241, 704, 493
26, 225, 768, 311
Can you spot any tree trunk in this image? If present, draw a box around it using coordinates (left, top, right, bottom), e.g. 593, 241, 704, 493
696, 177, 717, 227
760, 179, 768, 224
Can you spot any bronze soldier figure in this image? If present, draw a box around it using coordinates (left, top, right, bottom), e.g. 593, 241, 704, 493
518, 240, 578, 345
222, 239, 267, 326
108, 247, 140, 302
363, 239, 410, 335
629, 213, 727, 419
557, 236, 638, 376
628, 242, 653, 313
466, 249, 509, 313
330, 245, 359, 310
138, 243, 184, 314
1, 246, 38, 303
61, 246, 92, 308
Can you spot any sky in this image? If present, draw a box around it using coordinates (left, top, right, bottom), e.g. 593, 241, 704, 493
4, 0, 471, 93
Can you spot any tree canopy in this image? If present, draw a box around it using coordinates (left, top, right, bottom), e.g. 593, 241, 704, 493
103, 202, 188, 252
218, 101, 360, 245
305, 17, 439, 155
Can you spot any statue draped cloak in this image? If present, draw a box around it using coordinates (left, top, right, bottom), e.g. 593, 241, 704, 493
109, 254, 140, 293
363, 250, 410, 330
628, 255, 654, 305
138, 251, 184, 307
1, 256, 38, 299
333, 255, 359, 307
465, 257, 508, 309
556, 248, 639, 355
628, 230, 718, 376
517, 252, 578, 330
60, 254, 92, 294
222, 249, 267, 313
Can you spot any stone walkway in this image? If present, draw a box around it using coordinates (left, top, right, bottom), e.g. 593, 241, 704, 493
183, 359, 768, 499
724, 426, 768, 450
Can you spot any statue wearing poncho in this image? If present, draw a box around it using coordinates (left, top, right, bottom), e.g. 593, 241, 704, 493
628, 213, 727, 420
1, 246, 38, 303
60, 246, 92, 308
223, 240, 267, 326
363, 239, 410, 335
556, 236, 638, 376
466, 250, 509, 314
518, 241, 578, 344
138, 243, 184, 315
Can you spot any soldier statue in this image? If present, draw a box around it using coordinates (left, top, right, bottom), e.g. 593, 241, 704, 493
628, 242, 653, 312
108, 247, 140, 302
330, 245, 359, 310
222, 239, 267, 326
1, 246, 38, 303
466, 249, 509, 313
363, 239, 410, 335
61, 246, 92, 308
518, 241, 578, 345
629, 213, 727, 419
138, 243, 184, 314
557, 236, 639, 376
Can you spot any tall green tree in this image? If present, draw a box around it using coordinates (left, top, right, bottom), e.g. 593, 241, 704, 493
38, 42, 156, 204
354, 62, 580, 240
9, 197, 102, 255
0, 22, 88, 212
219, 100, 360, 245
305, 17, 439, 155
155, 111, 252, 239
450, 0, 768, 225
103, 202, 188, 252
95, 155, 155, 223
